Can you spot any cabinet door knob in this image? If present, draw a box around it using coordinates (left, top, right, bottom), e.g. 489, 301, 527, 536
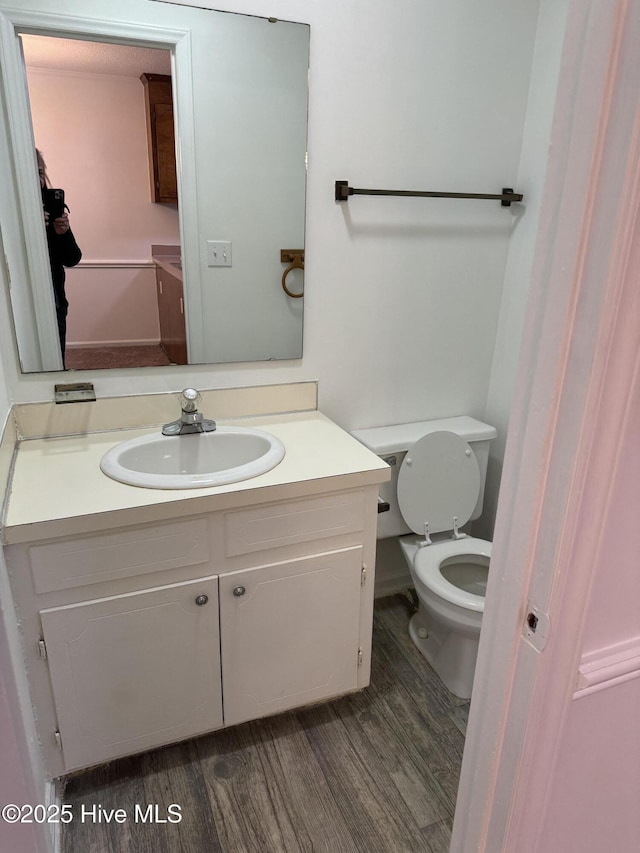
233, 586, 246, 597
195, 594, 209, 606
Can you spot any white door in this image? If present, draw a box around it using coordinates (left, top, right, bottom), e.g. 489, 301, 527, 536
220, 547, 363, 727
41, 576, 222, 772
452, 2, 640, 850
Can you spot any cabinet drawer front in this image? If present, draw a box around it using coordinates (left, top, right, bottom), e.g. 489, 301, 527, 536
30, 519, 209, 594
40, 575, 222, 772
224, 491, 365, 557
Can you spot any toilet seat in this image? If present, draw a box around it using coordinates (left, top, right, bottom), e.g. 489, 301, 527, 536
397, 430, 481, 534
412, 537, 491, 611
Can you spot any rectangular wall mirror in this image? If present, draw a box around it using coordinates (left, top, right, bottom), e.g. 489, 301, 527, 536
0, 1, 309, 373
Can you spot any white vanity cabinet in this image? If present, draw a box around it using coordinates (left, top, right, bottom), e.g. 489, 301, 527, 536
4, 485, 379, 777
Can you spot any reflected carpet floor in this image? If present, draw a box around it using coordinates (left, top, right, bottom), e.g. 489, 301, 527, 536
65, 345, 171, 370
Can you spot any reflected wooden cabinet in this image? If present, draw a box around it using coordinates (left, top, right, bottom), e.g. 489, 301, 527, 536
156, 265, 187, 364
140, 73, 178, 204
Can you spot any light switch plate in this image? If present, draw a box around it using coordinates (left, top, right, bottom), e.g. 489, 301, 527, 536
207, 240, 232, 267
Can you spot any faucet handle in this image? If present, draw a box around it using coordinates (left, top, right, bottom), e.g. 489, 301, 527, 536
181, 388, 200, 412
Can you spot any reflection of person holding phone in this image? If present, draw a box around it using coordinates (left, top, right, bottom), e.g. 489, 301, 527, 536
37, 148, 81, 366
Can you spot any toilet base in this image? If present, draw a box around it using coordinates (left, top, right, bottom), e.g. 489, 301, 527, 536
408, 608, 479, 700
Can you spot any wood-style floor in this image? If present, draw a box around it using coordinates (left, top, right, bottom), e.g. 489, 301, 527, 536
61, 593, 469, 853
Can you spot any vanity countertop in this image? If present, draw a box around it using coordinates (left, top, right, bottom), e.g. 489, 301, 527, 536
2, 411, 389, 545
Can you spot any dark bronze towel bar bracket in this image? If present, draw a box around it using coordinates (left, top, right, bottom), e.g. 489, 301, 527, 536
335, 180, 523, 207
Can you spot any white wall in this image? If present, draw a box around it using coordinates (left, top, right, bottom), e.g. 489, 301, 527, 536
0, 254, 11, 419
481, 0, 570, 537
1, 0, 541, 443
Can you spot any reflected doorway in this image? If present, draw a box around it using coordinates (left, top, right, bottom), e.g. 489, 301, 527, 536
21, 34, 180, 369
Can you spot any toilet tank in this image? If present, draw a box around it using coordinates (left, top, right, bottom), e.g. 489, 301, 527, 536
351, 416, 497, 539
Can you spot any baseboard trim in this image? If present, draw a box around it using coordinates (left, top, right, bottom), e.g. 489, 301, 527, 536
374, 565, 412, 598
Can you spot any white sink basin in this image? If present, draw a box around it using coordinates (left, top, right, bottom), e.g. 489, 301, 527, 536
100, 426, 285, 489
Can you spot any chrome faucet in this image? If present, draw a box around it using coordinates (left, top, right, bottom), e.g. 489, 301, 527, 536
162, 388, 217, 435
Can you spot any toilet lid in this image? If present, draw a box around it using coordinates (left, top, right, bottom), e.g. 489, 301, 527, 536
397, 431, 481, 535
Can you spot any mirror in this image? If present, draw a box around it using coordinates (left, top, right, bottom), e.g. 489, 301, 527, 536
0, 1, 309, 373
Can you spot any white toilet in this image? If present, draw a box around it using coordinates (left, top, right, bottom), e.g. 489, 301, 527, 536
352, 416, 496, 699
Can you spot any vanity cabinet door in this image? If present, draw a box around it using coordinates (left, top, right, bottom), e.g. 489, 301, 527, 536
219, 547, 363, 727
40, 576, 222, 772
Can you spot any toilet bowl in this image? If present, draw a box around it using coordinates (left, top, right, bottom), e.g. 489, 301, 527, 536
351, 416, 497, 700
400, 535, 490, 699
